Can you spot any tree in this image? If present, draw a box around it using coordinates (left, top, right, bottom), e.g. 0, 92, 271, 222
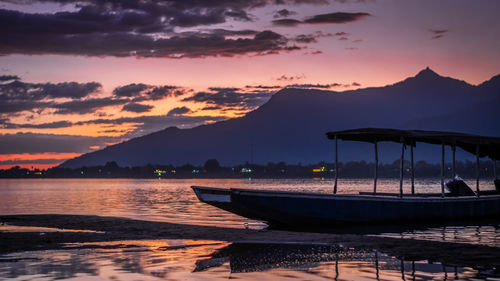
204, 159, 221, 172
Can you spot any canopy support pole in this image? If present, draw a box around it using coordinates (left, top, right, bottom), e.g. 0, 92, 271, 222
374, 141, 378, 194
476, 144, 480, 198
452, 145, 456, 178
441, 143, 445, 198
411, 144, 415, 194
334, 135, 338, 194
493, 158, 497, 180
399, 139, 405, 198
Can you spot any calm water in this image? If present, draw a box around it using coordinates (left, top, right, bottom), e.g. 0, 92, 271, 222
0, 178, 496, 229
0, 240, 496, 281
1, 178, 498, 281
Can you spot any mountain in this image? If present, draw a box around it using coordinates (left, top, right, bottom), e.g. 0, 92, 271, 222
60, 68, 500, 168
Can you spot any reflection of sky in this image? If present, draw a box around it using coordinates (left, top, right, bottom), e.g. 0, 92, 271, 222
1, 0, 499, 168
0, 239, 485, 281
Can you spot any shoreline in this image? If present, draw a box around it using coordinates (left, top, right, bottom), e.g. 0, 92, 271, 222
1, 214, 499, 270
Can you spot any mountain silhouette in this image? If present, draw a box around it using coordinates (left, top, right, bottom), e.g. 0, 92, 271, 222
60, 68, 500, 168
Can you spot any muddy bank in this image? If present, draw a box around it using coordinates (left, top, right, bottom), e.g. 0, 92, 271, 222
1, 214, 499, 269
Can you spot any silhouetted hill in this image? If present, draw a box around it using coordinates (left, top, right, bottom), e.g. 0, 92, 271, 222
60, 68, 500, 168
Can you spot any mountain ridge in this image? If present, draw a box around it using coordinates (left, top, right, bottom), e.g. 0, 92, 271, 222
60, 68, 500, 168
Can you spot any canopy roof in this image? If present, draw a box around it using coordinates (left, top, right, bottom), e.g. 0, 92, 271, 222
326, 128, 500, 159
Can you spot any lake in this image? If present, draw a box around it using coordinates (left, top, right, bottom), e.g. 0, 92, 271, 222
0, 178, 498, 280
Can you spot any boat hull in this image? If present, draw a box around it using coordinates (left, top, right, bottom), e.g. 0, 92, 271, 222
192, 186, 500, 227
231, 189, 500, 226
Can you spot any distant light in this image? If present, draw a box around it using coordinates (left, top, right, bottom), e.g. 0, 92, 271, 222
313, 166, 326, 173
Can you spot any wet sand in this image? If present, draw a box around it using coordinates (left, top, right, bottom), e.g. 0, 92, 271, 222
1, 214, 499, 269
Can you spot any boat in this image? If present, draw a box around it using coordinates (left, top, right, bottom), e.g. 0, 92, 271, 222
192, 128, 500, 227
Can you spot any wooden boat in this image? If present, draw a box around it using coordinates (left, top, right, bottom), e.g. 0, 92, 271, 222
192, 128, 500, 227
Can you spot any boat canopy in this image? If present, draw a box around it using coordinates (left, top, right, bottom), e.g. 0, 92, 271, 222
326, 128, 500, 159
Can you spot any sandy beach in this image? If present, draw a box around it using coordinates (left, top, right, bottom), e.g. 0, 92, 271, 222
1, 214, 499, 271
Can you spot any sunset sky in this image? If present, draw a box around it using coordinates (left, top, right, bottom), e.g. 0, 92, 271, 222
1, 0, 500, 169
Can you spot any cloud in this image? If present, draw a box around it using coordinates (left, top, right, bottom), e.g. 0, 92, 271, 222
0, 120, 73, 129
273, 12, 370, 26
77, 114, 226, 136
53, 97, 130, 115
0, 75, 20, 82
182, 87, 273, 111
113, 83, 183, 101
0, 0, 334, 58
429, 29, 448, 40
167, 106, 192, 116
0, 132, 117, 154
0, 76, 187, 115
0, 158, 67, 165
304, 12, 370, 24
272, 18, 302, 27
0, 79, 102, 114
273, 9, 297, 18
122, 103, 154, 113
287, 82, 362, 89
1, 28, 301, 58
294, 31, 333, 43
245, 85, 282, 89
202, 106, 223, 111
277, 74, 306, 81
287, 83, 334, 89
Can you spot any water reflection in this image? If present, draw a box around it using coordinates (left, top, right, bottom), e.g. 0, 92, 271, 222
0, 178, 497, 230
1, 240, 497, 281
195, 242, 496, 280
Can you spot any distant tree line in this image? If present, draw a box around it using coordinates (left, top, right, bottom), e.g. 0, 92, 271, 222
0, 158, 498, 179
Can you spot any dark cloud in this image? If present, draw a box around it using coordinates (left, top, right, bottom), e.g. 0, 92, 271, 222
0, 0, 333, 58
113, 83, 182, 101
113, 83, 150, 97
245, 85, 282, 89
287, 83, 333, 89
273, 9, 297, 18
76, 114, 226, 136
287, 82, 361, 89
167, 106, 192, 116
53, 97, 129, 115
1, 28, 300, 58
0, 76, 186, 115
0, 120, 73, 129
294, 31, 332, 43
0, 79, 101, 114
38, 82, 102, 99
429, 29, 448, 40
277, 74, 306, 81
182, 87, 273, 111
201, 106, 223, 111
0, 75, 20, 82
345, 47, 358, 50
272, 18, 302, 27
273, 12, 370, 26
304, 12, 371, 24
0, 132, 117, 154
122, 103, 154, 113
0, 158, 66, 165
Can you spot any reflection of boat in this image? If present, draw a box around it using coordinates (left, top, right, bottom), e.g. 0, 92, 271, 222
194, 241, 496, 279
192, 128, 500, 227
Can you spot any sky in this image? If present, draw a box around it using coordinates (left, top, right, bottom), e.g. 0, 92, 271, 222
1, 0, 499, 169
